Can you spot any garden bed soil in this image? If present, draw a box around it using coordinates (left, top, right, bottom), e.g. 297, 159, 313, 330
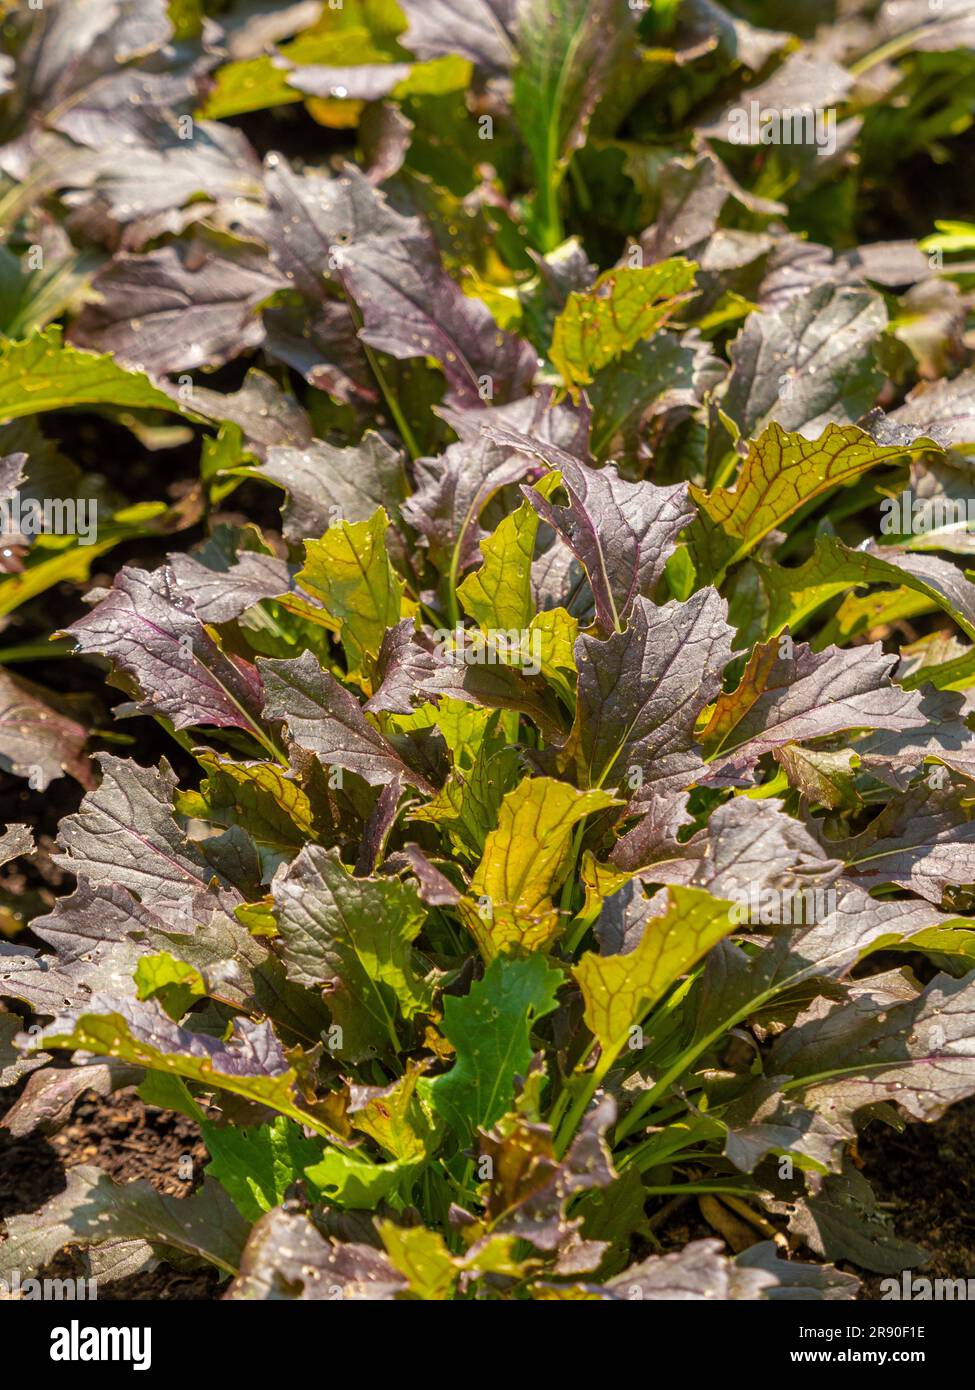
0, 1090, 222, 1300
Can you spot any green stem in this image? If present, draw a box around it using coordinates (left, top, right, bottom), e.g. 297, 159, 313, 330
548, 1038, 598, 1135
848, 25, 931, 77
619, 1116, 715, 1174
642, 1182, 757, 1197
709, 447, 741, 493
742, 769, 790, 799
344, 292, 420, 461
562, 903, 598, 955
499, 709, 520, 744
557, 972, 706, 1154
535, 127, 563, 254
780, 1057, 912, 1093
554, 1047, 615, 1157
248, 721, 291, 768
558, 819, 588, 924
445, 537, 462, 628
568, 154, 592, 213
614, 995, 769, 1143
362, 341, 421, 462
0, 638, 75, 663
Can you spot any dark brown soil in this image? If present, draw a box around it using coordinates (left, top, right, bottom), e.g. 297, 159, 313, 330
856, 1101, 975, 1295
0, 1088, 222, 1300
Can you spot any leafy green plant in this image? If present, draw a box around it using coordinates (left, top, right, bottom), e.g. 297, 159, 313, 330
2, 0, 975, 1301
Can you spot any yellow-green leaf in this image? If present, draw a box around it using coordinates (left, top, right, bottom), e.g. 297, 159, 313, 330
35, 1006, 343, 1141
133, 951, 206, 1019
200, 17, 392, 120
458, 473, 562, 636
409, 704, 520, 860
551, 260, 696, 395
699, 639, 779, 752
349, 1060, 439, 1163
458, 499, 538, 633
689, 422, 944, 584
177, 752, 317, 856
298, 509, 404, 683
271, 844, 432, 1061
466, 777, 619, 957
304, 1149, 417, 1210
378, 1223, 457, 1299
529, 607, 579, 701
377, 1222, 527, 1300
0, 326, 184, 421
774, 745, 861, 812
573, 886, 733, 1056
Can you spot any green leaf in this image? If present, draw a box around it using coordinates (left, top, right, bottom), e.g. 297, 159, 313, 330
35, 1000, 342, 1140
588, 331, 721, 461
271, 844, 432, 1060
458, 496, 539, 632
429, 954, 563, 1142
773, 745, 862, 812
0, 327, 185, 422
689, 422, 944, 584
470, 775, 618, 913
200, 13, 403, 120
297, 509, 404, 683
514, 0, 635, 250
199, 58, 313, 121
175, 752, 317, 878
920, 220, 975, 255
203, 1116, 323, 1223
376, 1221, 528, 1299
456, 477, 577, 699
168, 0, 204, 41
0, 504, 172, 619
550, 261, 696, 395
376, 1222, 460, 1299
409, 703, 520, 860
133, 950, 206, 1019
756, 537, 975, 644
465, 776, 619, 957
900, 640, 975, 692
137, 1071, 207, 1123
573, 886, 734, 1057
349, 1060, 440, 1162
529, 606, 579, 703
0, 245, 99, 339
819, 586, 935, 649
304, 1149, 419, 1210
